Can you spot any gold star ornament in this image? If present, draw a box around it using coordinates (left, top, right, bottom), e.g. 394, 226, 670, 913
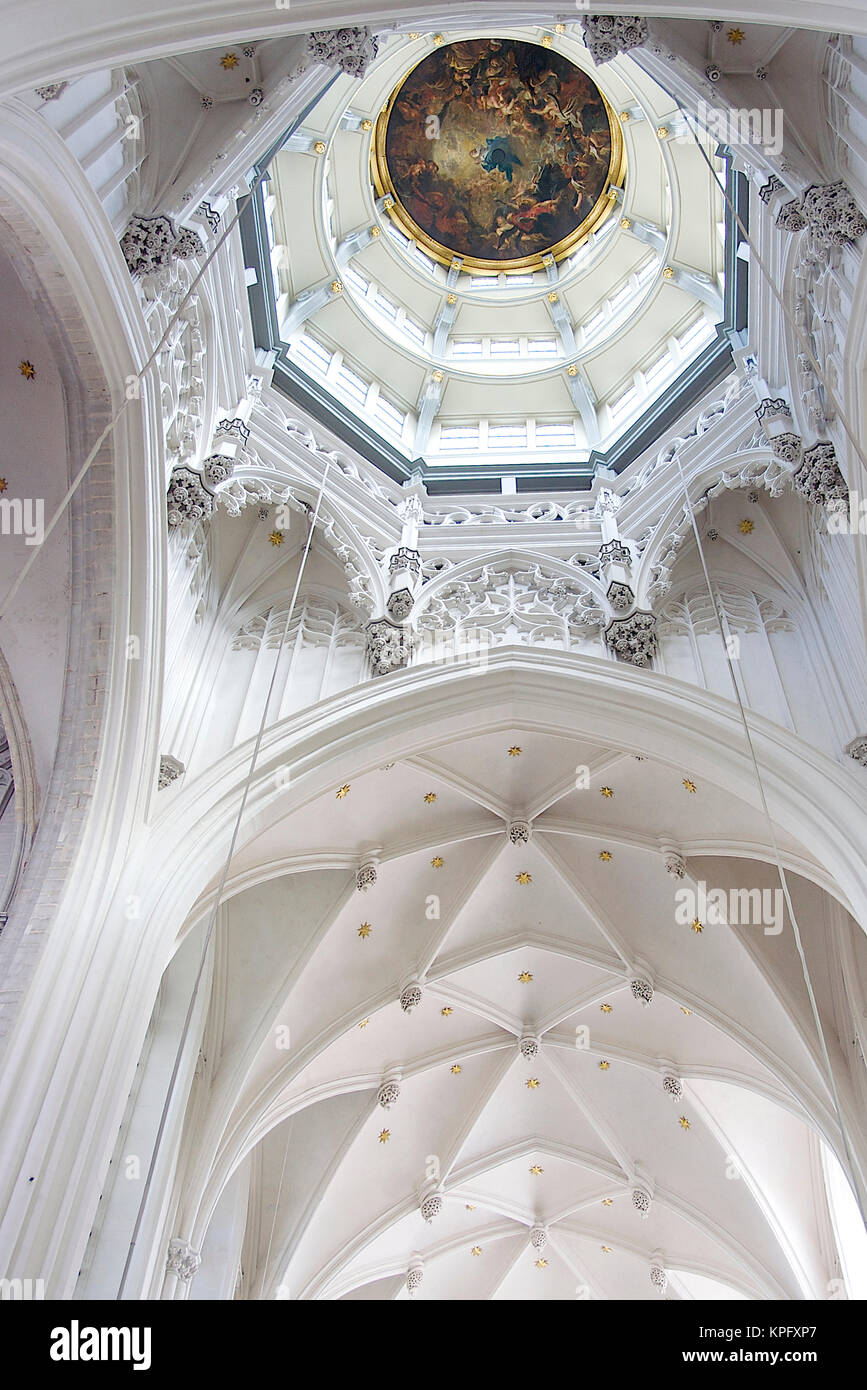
691, 918, 703, 934
379, 1128, 390, 1143
441, 1007, 453, 1017
431, 856, 444, 868
535, 1258, 548, 1268
679, 1115, 691, 1130
450, 1064, 462, 1074
18, 361, 36, 379
681, 1007, 692, 1016
600, 786, 614, 798
600, 1003, 613, 1014
269, 531, 284, 546
598, 1060, 610, 1070
508, 745, 522, 757
728, 27, 745, 43
0, 479, 7, 493
471, 1245, 482, 1256
220, 52, 239, 69
599, 850, 613, 862
357, 922, 372, 939
424, 792, 437, 803
336, 784, 351, 799
526, 1077, 540, 1090
602, 1198, 613, 1207
359, 1018, 369, 1028
601, 1245, 612, 1254
682, 779, 697, 794
530, 1165, 543, 1176
518, 971, 533, 984
739, 518, 755, 534
516, 871, 532, 885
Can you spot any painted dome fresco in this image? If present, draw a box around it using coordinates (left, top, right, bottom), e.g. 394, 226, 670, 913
373, 38, 625, 269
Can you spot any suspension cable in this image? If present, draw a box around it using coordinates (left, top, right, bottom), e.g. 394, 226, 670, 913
117, 462, 331, 1298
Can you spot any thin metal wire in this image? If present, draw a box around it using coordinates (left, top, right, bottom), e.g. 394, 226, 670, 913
672, 449, 866, 1223
673, 96, 867, 490
117, 463, 331, 1298
259, 1123, 293, 1300
0, 182, 269, 625
670, 106, 866, 1218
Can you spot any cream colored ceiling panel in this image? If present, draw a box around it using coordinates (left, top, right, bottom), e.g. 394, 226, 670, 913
440, 374, 573, 418
313, 299, 428, 404
669, 146, 726, 274
271, 153, 330, 293
583, 299, 695, 397
352, 240, 444, 321
451, 299, 554, 336
327, 132, 371, 236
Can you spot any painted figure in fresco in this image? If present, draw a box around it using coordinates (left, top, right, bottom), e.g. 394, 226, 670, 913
383, 37, 614, 262
470, 136, 524, 183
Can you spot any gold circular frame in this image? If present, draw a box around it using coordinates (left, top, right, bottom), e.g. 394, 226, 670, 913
371, 41, 626, 274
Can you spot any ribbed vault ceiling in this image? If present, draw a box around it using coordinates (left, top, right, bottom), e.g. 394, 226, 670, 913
187, 725, 858, 1300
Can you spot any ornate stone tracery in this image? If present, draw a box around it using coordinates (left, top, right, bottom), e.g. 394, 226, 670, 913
400, 982, 423, 1014
530, 1225, 548, 1251
377, 1079, 400, 1109
120, 214, 204, 278
631, 978, 654, 1007
580, 16, 649, 66
420, 1193, 442, 1223
305, 28, 379, 79
166, 1237, 201, 1282
793, 441, 848, 506
158, 755, 185, 790
367, 618, 413, 675
662, 1074, 684, 1101
604, 611, 658, 667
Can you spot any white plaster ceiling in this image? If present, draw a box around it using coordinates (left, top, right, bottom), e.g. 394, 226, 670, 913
189, 723, 860, 1299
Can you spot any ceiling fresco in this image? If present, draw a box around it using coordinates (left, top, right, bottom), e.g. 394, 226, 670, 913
373, 38, 624, 270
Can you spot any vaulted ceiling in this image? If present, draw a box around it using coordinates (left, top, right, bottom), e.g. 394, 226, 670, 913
185, 724, 861, 1300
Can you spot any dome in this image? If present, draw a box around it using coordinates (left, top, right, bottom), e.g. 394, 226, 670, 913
372, 37, 624, 270
249, 25, 738, 489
